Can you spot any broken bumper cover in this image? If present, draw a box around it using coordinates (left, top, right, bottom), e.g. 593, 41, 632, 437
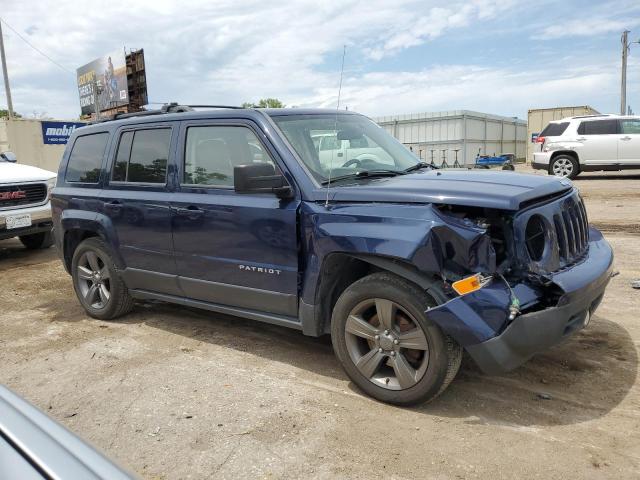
426, 228, 613, 374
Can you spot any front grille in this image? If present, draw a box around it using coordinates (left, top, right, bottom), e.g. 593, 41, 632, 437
552, 195, 589, 266
0, 183, 47, 209
516, 190, 589, 274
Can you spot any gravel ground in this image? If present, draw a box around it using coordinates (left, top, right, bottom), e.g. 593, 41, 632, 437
1, 167, 639, 479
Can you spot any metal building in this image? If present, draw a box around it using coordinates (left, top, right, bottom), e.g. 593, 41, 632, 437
373, 110, 527, 167
527, 106, 599, 162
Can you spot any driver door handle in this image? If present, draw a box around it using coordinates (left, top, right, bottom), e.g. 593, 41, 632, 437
104, 201, 123, 212
174, 206, 205, 218
577, 137, 587, 142
621, 136, 632, 141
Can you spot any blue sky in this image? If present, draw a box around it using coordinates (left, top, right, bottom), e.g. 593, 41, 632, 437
0, 0, 639, 120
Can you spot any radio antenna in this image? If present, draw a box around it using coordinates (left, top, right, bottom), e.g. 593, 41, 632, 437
325, 44, 346, 208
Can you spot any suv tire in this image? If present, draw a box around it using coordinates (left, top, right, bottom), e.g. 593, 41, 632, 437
71, 237, 134, 320
550, 154, 579, 179
331, 272, 462, 405
19, 231, 54, 250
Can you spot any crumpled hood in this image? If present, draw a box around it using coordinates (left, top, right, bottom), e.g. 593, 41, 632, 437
0, 162, 56, 184
320, 170, 572, 210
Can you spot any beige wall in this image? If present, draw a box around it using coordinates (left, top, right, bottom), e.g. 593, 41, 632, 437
0, 119, 67, 173
526, 106, 600, 162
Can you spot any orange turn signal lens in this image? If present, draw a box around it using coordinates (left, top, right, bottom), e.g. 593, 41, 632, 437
452, 274, 482, 296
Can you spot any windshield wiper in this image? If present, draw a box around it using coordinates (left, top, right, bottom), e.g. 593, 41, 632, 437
404, 161, 437, 173
321, 169, 405, 185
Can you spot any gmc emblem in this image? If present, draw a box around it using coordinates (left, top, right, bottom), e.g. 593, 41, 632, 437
0, 190, 26, 201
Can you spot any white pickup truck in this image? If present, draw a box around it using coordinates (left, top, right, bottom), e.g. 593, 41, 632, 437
0, 151, 57, 249
312, 132, 395, 170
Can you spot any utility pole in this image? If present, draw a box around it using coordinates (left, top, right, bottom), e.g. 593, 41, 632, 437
0, 19, 14, 119
621, 31, 640, 115
621, 30, 629, 115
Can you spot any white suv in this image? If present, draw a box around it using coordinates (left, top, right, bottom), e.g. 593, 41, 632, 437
532, 114, 640, 179
0, 151, 57, 249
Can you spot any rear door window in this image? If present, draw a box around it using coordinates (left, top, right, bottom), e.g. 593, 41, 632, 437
540, 122, 569, 137
620, 119, 640, 134
65, 132, 109, 183
577, 120, 619, 135
111, 128, 171, 183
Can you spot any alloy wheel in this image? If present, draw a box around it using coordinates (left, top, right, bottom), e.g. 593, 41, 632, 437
76, 251, 111, 309
552, 157, 574, 177
344, 298, 430, 390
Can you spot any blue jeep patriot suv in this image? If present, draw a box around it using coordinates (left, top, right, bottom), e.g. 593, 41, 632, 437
51, 104, 613, 405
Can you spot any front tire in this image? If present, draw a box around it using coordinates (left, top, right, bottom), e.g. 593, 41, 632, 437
71, 237, 134, 320
19, 231, 54, 249
331, 272, 462, 405
550, 154, 579, 179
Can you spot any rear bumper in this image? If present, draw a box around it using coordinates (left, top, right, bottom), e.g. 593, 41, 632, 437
0, 202, 53, 241
532, 152, 552, 170
426, 228, 613, 374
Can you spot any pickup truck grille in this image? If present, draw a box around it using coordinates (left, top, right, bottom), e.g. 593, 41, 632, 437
516, 190, 589, 274
0, 183, 47, 209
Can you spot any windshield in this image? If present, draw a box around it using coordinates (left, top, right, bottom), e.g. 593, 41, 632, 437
271, 113, 421, 183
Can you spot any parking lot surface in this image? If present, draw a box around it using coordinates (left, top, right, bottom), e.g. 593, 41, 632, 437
1, 169, 639, 479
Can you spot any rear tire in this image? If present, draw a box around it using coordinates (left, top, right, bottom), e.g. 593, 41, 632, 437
71, 237, 134, 320
550, 154, 579, 179
331, 272, 462, 406
19, 231, 54, 249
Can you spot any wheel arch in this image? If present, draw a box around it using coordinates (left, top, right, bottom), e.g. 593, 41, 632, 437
61, 211, 124, 272
549, 150, 580, 170
300, 252, 445, 337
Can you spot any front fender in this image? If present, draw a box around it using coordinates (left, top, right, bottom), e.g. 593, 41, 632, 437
299, 201, 496, 305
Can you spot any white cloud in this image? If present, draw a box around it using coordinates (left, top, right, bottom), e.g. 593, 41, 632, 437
295, 59, 637, 118
0, 0, 636, 120
533, 17, 640, 39
365, 0, 517, 60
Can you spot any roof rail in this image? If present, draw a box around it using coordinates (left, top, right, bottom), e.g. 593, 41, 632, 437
91, 102, 244, 124
571, 114, 613, 119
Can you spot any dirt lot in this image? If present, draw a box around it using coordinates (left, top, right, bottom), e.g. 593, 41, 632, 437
1, 168, 639, 479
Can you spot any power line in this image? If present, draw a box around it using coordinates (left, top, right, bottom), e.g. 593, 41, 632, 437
0, 17, 74, 75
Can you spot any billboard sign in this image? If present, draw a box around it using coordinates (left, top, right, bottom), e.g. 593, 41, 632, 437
77, 51, 129, 115
41, 121, 86, 144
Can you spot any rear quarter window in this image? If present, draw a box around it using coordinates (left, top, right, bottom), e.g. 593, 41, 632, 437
540, 122, 569, 137
577, 120, 619, 135
65, 132, 110, 183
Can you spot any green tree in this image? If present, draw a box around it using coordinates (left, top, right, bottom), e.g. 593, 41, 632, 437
0, 109, 22, 119
242, 98, 285, 108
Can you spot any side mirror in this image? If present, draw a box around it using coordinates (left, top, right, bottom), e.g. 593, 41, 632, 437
0, 151, 17, 163
234, 163, 293, 199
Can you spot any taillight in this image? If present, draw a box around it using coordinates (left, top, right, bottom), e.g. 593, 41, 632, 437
536, 136, 545, 144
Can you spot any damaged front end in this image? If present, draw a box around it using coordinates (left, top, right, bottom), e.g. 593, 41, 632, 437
421, 188, 614, 374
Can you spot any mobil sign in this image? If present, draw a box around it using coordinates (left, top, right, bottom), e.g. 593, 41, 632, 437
41, 121, 86, 145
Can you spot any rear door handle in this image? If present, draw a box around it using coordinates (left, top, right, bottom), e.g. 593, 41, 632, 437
621, 136, 632, 141
577, 137, 587, 142
174, 206, 205, 218
104, 201, 123, 212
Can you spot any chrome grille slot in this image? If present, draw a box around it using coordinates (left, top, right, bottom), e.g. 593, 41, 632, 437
556, 195, 589, 265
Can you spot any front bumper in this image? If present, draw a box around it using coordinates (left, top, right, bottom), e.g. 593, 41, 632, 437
426, 227, 613, 374
532, 151, 552, 170
0, 201, 53, 241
